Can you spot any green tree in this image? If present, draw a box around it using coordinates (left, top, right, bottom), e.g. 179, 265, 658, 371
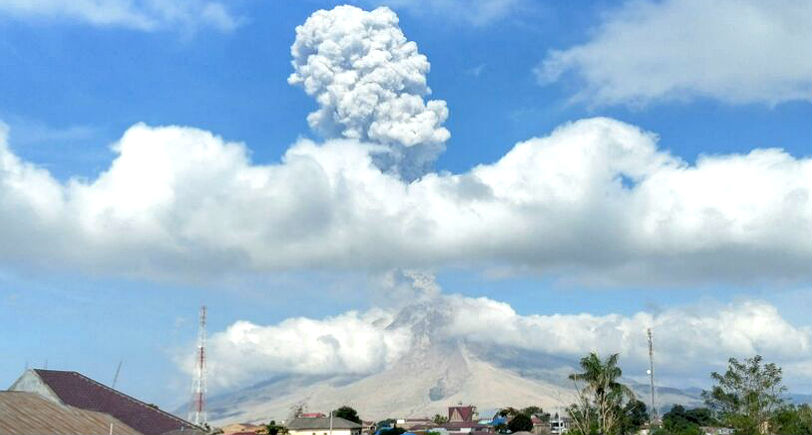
616, 400, 648, 435
497, 407, 520, 418
520, 406, 550, 423
567, 352, 635, 435
334, 406, 362, 424
266, 420, 287, 435
507, 413, 534, 432
432, 414, 448, 424
702, 355, 786, 435
376, 419, 395, 430
771, 404, 812, 435
652, 405, 713, 435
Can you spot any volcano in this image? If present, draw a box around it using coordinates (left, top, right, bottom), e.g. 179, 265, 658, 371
203, 301, 700, 425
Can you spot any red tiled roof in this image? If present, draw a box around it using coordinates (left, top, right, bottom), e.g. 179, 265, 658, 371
33, 369, 201, 435
448, 407, 475, 423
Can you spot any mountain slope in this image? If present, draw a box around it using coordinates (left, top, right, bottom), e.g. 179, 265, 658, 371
204, 302, 701, 425
207, 341, 577, 425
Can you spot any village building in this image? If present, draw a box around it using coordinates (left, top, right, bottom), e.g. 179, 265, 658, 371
6, 369, 203, 435
221, 422, 269, 435
0, 390, 140, 435
447, 405, 477, 423
287, 416, 362, 435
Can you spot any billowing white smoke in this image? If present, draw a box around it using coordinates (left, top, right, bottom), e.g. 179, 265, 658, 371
288, 5, 449, 180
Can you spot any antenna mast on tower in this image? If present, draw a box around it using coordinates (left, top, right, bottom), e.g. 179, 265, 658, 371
189, 305, 208, 426
647, 328, 658, 424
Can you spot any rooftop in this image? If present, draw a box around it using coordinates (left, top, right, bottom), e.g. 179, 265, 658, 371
0, 390, 141, 435
10, 369, 201, 435
288, 417, 362, 430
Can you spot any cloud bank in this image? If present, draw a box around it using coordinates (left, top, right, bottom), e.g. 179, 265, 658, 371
1, 116, 808, 284
0, 0, 239, 33
200, 308, 412, 389
197, 285, 812, 391
289, 6, 449, 180
0, 112, 812, 284
0, 4, 809, 285
537, 0, 812, 106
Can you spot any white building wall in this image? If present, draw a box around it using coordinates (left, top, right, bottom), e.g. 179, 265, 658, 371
290, 428, 359, 435
8, 370, 61, 404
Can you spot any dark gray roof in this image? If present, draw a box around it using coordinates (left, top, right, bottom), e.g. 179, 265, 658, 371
288, 417, 361, 430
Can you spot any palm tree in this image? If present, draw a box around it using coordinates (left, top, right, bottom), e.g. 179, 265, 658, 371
568, 352, 635, 434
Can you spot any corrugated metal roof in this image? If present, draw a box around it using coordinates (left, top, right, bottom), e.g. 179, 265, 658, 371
29, 369, 201, 435
0, 391, 142, 435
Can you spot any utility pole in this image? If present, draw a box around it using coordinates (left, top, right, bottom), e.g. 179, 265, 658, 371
189, 306, 208, 426
647, 328, 658, 425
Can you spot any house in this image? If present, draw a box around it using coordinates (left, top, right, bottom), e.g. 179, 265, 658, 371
529, 415, 549, 434
399, 418, 433, 430
442, 405, 488, 435
548, 415, 570, 435
361, 420, 376, 435
287, 416, 362, 435
701, 427, 735, 435
448, 406, 477, 423
222, 423, 268, 434
0, 390, 141, 435
442, 422, 490, 434
8, 369, 203, 435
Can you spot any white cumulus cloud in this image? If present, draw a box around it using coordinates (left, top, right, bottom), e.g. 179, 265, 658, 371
288, 5, 450, 180
195, 285, 812, 391
365, 0, 525, 26
0, 0, 239, 33
0, 5, 809, 285
536, 0, 812, 106
198, 308, 412, 389
442, 294, 812, 387
0, 117, 809, 285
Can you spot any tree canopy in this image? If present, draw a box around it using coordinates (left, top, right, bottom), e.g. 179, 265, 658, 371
266, 420, 287, 435
567, 352, 636, 435
617, 399, 649, 435
432, 414, 448, 424
507, 413, 534, 433
334, 406, 362, 424
652, 405, 715, 435
702, 355, 786, 434
770, 404, 812, 435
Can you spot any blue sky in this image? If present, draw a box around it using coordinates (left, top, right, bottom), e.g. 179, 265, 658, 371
0, 0, 810, 410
